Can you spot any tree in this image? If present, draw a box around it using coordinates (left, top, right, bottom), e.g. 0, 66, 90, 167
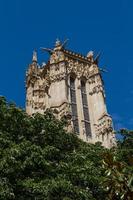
102, 129, 133, 200
0, 97, 106, 200
117, 129, 133, 165
1, 96, 133, 200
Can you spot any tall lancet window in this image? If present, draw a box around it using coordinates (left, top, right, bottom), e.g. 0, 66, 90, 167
81, 80, 91, 137
70, 77, 79, 134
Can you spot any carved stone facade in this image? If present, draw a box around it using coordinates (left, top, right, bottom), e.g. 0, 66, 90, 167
26, 40, 116, 148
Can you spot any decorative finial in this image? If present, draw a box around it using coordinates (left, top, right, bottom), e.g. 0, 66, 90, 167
32, 50, 37, 63
55, 38, 61, 47
87, 51, 94, 59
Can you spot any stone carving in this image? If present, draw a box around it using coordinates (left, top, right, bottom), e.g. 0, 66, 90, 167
88, 74, 105, 97
88, 76, 95, 84
67, 59, 90, 79
50, 51, 65, 64
33, 102, 45, 110
89, 64, 99, 77
89, 84, 104, 95
51, 102, 71, 121
66, 59, 99, 80
26, 64, 41, 88
41, 73, 51, 95
94, 113, 113, 137
50, 72, 66, 82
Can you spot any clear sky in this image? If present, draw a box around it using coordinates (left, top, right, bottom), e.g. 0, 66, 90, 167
0, 0, 133, 130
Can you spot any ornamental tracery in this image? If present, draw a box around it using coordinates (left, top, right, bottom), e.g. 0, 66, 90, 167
66, 59, 90, 79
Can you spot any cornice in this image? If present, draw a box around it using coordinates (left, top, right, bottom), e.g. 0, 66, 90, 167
63, 49, 93, 64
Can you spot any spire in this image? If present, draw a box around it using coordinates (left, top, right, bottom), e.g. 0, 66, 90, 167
32, 50, 37, 63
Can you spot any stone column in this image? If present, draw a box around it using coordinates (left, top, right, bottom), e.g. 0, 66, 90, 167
86, 80, 96, 143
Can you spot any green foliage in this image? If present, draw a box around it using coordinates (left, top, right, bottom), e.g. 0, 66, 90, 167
0, 96, 133, 200
0, 97, 105, 199
102, 129, 133, 200
103, 152, 133, 200
117, 129, 133, 165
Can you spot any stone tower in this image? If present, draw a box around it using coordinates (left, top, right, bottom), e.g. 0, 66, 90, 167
26, 39, 115, 148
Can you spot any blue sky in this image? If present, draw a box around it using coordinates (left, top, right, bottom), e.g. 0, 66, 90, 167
0, 0, 133, 130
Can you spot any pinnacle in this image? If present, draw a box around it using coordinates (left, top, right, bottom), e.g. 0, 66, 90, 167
32, 50, 37, 63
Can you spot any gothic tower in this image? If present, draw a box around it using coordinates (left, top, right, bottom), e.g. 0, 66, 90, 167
26, 39, 116, 148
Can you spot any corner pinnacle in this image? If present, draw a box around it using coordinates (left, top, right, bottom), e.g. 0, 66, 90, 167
32, 50, 37, 63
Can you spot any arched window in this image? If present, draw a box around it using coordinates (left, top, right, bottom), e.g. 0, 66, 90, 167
81, 80, 91, 137
70, 77, 79, 134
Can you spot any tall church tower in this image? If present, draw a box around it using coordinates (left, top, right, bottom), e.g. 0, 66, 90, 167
26, 39, 115, 148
